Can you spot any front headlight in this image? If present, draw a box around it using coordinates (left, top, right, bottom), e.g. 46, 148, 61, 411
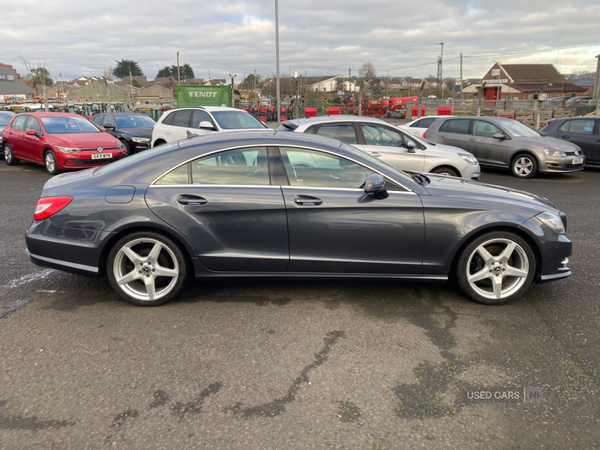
131, 137, 150, 143
536, 211, 566, 234
459, 153, 478, 164
542, 148, 566, 157
57, 146, 81, 153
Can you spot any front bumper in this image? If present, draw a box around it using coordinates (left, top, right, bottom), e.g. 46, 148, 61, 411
539, 155, 585, 173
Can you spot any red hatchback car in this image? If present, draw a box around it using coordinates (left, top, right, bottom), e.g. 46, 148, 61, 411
2, 112, 126, 174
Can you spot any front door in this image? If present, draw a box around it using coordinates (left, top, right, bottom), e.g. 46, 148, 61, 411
470, 119, 509, 167
278, 146, 425, 274
145, 146, 289, 272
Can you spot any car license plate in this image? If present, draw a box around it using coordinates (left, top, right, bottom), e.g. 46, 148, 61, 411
572, 158, 583, 165
92, 153, 113, 160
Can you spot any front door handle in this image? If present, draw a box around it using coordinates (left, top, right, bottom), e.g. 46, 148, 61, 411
294, 195, 323, 206
469, 138, 478, 141
440, 135, 448, 139
560, 135, 570, 138
368, 152, 381, 157
178, 194, 207, 205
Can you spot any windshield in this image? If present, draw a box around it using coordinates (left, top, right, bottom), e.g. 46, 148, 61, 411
499, 120, 540, 138
41, 116, 101, 134
115, 115, 156, 128
338, 142, 415, 185
211, 110, 266, 129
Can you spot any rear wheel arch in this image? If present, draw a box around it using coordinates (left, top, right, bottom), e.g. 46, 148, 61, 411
98, 224, 196, 277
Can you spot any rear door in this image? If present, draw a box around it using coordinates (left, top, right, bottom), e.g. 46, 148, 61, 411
556, 119, 599, 165
145, 146, 289, 272
5, 115, 29, 160
434, 119, 474, 154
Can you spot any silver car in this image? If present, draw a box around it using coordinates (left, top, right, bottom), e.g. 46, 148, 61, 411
277, 115, 480, 180
425, 116, 585, 178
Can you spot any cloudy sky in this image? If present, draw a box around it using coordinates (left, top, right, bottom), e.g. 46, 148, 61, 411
1, 0, 599, 82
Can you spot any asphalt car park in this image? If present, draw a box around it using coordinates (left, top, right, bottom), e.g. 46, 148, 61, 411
1, 154, 600, 449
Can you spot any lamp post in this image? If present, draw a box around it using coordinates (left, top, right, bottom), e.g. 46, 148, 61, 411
275, 0, 281, 123
228, 73, 237, 108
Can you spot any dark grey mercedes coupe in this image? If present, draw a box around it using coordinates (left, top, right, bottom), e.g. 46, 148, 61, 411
25, 131, 572, 306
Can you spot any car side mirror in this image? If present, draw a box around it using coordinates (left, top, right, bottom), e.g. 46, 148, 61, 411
406, 140, 417, 153
492, 133, 505, 140
104, 124, 115, 130
25, 129, 39, 137
99, 127, 106, 132
199, 121, 216, 130
364, 174, 386, 193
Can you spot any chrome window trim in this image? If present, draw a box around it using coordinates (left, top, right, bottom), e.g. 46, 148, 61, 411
150, 143, 415, 192
282, 185, 417, 195
149, 184, 280, 189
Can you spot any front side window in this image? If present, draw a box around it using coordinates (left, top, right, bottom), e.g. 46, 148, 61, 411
473, 120, 503, 138
191, 147, 269, 185
439, 119, 470, 134
92, 115, 104, 126
360, 124, 404, 147
103, 115, 116, 127
26, 116, 42, 134
314, 124, 357, 144
279, 147, 376, 189
191, 110, 214, 128
11, 115, 28, 131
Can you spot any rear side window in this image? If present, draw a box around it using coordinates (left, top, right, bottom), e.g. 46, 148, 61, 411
161, 112, 175, 125
439, 119, 470, 134
411, 118, 435, 128
11, 115, 28, 131
314, 124, 357, 144
171, 110, 192, 127
191, 147, 269, 185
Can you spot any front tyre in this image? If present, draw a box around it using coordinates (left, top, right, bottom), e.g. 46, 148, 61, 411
121, 140, 132, 156
107, 231, 188, 306
456, 231, 536, 305
511, 153, 538, 178
44, 150, 61, 175
4, 143, 20, 165
431, 166, 458, 177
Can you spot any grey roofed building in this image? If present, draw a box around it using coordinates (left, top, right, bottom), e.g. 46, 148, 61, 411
0, 63, 37, 101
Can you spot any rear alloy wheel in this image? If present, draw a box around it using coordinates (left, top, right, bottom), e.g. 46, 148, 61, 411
457, 231, 536, 305
4, 143, 20, 165
107, 232, 188, 306
511, 154, 538, 178
431, 167, 458, 177
44, 150, 61, 175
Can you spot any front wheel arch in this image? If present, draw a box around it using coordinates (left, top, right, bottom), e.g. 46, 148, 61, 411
430, 165, 460, 177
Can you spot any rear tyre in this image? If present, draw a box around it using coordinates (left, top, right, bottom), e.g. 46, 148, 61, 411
511, 153, 538, 178
44, 150, 61, 175
456, 231, 536, 305
107, 231, 188, 306
431, 166, 458, 177
4, 143, 20, 165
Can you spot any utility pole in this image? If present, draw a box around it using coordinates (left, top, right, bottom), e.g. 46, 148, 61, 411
594, 54, 600, 115
386, 70, 389, 97
275, 0, 281, 123
460, 53, 463, 99
229, 74, 237, 108
128, 63, 134, 110
177, 51, 180, 84
439, 42, 444, 99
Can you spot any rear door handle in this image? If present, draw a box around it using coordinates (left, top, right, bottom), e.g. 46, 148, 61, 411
178, 194, 207, 205
294, 195, 323, 206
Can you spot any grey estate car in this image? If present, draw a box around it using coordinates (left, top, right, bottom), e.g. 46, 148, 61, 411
425, 116, 585, 178
26, 131, 571, 307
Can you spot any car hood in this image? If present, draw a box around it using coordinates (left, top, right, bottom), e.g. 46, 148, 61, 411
46, 132, 121, 148
422, 142, 474, 156
118, 127, 152, 138
513, 136, 580, 152
422, 173, 561, 214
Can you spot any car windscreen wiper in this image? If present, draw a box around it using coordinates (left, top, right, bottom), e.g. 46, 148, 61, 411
406, 171, 430, 186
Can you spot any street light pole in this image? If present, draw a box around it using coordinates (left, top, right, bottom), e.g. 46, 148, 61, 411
228, 73, 237, 108
275, 0, 281, 123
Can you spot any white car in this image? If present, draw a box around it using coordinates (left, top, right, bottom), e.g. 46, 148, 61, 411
277, 115, 480, 180
399, 115, 453, 138
151, 106, 267, 147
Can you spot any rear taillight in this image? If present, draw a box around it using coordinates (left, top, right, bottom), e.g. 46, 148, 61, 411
34, 196, 73, 221
423, 131, 427, 138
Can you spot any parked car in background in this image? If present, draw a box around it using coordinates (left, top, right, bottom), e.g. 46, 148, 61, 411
92, 112, 155, 155
277, 115, 480, 179
151, 106, 267, 147
425, 116, 585, 178
398, 115, 452, 138
2, 112, 126, 174
565, 96, 592, 107
26, 131, 571, 306
543, 96, 568, 109
0, 111, 16, 152
541, 116, 599, 167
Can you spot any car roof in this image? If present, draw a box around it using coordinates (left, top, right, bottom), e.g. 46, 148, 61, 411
165, 106, 247, 113
12, 112, 82, 118
102, 112, 148, 116
282, 114, 396, 129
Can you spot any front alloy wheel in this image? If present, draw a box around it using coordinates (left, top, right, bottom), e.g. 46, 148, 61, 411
457, 232, 535, 305
511, 154, 538, 178
4, 143, 20, 165
44, 150, 60, 175
107, 232, 188, 306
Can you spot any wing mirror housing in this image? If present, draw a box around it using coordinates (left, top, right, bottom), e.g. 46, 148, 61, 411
199, 121, 216, 130
103, 124, 115, 130
25, 129, 39, 137
493, 133, 505, 140
364, 174, 388, 199
406, 140, 417, 153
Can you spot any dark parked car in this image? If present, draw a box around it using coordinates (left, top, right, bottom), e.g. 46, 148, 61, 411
91, 112, 155, 155
541, 116, 599, 167
2, 112, 126, 174
0, 110, 16, 136
26, 132, 571, 306
425, 116, 584, 178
